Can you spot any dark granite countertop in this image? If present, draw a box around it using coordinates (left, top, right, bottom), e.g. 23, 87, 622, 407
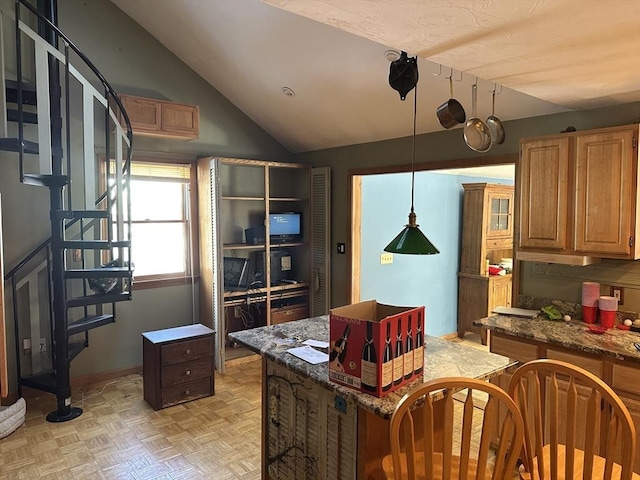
229, 316, 515, 419
476, 315, 640, 364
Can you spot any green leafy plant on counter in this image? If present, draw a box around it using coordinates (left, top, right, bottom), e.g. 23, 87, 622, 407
541, 305, 563, 320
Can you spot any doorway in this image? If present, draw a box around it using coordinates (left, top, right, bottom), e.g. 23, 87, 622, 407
349, 159, 516, 338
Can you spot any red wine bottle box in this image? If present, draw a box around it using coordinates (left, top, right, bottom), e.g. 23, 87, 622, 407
329, 300, 425, 397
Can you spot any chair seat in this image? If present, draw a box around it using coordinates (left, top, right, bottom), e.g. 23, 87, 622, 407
381, 452, 492, 480
520, 444, 640, 480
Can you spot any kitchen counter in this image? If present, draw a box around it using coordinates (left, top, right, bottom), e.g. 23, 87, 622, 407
230, 316, 516, 480
475, 314, 640, 364
230, 315, 515, 419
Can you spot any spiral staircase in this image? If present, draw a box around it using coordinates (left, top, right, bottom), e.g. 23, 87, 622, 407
1, 0, 133, 421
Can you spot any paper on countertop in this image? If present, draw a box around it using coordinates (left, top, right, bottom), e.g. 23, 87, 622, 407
492, 306, 539, 318
287, 346, 329, 364
303, 339, 329, 348
273, 338, 297, 346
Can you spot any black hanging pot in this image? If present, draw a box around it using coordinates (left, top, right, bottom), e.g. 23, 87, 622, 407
389, 51, 418, 100
436, 75, 466, 129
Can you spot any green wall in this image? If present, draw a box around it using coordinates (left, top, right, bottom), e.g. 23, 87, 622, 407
293, 102, 640, 308
0, 0, 291, 383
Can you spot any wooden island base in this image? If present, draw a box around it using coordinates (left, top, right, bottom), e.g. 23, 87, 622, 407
229, 316, 514, 480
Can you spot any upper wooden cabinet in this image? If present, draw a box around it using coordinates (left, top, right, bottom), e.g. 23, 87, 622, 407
119, 94, 199, 140
519, 137, 570, 252
518, 124, 639, 262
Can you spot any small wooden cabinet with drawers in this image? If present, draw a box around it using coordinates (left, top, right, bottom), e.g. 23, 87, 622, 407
142, 324, 214, 410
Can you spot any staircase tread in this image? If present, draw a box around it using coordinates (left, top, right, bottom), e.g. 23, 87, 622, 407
5, 79, 37, 105
67, 314, 115, 336
22, 174, 69, 188
20, 372, 58, 394
69, 313, 114, 324
68, 341, 86, 362
67, 267, 131, 272
6, 79, 37, 91
65, 267, 132, 279
57, 210, 110, 219
66, 291, 131, 307
0, 137, 39, 154
6, 109, 38, 123
62, 240, 130, 249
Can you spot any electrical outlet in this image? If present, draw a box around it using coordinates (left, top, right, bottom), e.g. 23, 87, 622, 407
610, 286, 624, 305
23, 338, 31, 355
380, 252, 393, 264
39, 338, 46, 352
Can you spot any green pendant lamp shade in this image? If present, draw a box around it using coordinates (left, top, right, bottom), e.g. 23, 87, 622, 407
384, 209, 440, 255
384, 52, 440, 255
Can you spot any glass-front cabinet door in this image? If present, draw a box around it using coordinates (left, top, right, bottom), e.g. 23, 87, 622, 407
486, 190, 513, 239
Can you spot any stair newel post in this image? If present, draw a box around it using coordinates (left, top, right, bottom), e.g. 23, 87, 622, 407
38, 0, 81, 422
47, 186, 81, 422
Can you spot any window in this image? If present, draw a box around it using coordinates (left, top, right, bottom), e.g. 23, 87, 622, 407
109, 159, 198, 288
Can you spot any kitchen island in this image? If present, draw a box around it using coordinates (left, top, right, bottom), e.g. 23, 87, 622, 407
229, 316, 515, 480
476, 314, 640, 473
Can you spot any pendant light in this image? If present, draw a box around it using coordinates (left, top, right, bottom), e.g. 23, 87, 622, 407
384, 53, 440, 255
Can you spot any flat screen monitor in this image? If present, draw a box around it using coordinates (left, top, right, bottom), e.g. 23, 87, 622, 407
269, 212, 301, 242
223, 257, 249, 290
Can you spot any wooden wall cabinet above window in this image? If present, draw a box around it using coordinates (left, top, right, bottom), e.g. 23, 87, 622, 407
518, 124, 639, 264
119, 94, 199, 140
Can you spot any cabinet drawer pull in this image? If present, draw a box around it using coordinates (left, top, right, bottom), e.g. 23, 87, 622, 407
185, 349, 191, 355
185, 369, 191, 376
185, 390, 190, 396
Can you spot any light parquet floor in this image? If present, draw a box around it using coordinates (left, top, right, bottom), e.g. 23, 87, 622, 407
0, 355, 263, 480
0, 335, 497, 480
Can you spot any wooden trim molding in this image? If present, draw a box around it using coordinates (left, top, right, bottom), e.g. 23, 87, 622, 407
71, 365, 142, 388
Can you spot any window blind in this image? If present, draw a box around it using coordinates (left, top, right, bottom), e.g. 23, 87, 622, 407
110, 161, 191, 183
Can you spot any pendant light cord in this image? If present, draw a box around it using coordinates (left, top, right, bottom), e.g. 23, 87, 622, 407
410, 83, 417, 214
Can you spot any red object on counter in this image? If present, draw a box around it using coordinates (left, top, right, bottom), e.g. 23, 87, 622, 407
586, 324, 607, 334
582, 305, 597, 324
599, 309, 616, 329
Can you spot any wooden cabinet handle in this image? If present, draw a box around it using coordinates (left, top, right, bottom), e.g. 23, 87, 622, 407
185, 369, 191, 376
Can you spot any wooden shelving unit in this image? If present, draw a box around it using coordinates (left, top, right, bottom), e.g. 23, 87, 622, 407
197, 157, 312, 369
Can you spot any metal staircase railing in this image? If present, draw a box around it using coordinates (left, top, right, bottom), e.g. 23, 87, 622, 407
0, 0, 133, 422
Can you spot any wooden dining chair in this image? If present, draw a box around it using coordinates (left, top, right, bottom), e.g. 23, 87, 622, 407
381, 377, 525, 480
508, 359, 637, 480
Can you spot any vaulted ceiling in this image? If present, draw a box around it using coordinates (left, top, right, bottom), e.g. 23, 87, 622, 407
111, 0, 640, 153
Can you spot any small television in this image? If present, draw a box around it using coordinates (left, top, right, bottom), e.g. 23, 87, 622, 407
269, 212, 301, 243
